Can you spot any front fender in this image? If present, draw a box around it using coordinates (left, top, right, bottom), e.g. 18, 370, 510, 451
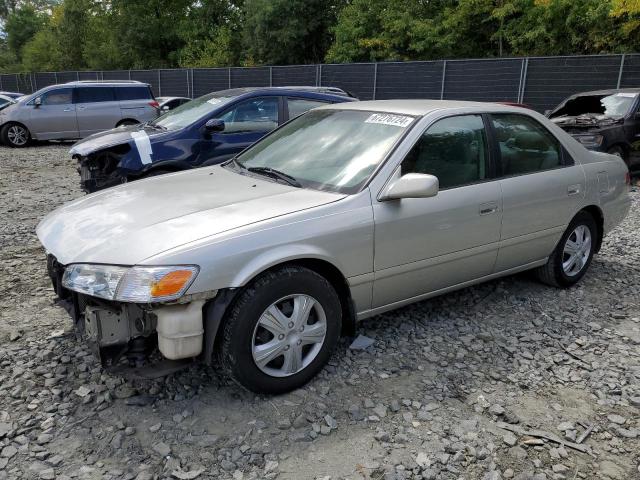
229, 245, 349, 288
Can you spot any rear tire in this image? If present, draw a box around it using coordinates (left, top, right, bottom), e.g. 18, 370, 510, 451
1, 123, 31, 148
535, 211, 598, 288
220, 266, 342, 394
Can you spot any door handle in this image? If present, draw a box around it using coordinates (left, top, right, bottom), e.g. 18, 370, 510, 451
63, 108, 73, 112
567, 184, 581, 196
479, 202, 499, 215
77, 106, 85, 111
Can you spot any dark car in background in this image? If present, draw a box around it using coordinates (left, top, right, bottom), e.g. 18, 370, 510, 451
0, 81, 158, 147
548, 88, 640, 169
72, 86, 357, 192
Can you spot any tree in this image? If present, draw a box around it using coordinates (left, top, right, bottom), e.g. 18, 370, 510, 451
4, 5, 47, 61
178, 0, 243, 67
242, 0, 343, 65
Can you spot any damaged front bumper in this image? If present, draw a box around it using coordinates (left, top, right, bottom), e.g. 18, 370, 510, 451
77, 153, 128, 193
47, 255, 210, 367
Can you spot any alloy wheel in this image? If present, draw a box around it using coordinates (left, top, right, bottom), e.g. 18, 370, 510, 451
562, 225, 591, 277
7, 125, 28, 146
251, 294, 327, 378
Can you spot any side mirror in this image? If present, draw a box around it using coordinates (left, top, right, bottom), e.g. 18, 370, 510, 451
34, 97, 42, 108
379, 173, 439, 201
162, 105, 170, 112
204, 118, 225, 133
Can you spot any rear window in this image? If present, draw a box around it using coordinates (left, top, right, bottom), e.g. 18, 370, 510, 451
115, 86, 153, 101
76, 87, 115, 103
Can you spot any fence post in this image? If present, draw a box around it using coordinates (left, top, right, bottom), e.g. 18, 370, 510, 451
519, 58, 529, 103
372, 63, 378, 100
617, 54, 626, 89
76, 71, 80, 81
318, 64, 322, 87
269, 66, 273, 87
228, 68, 231, 88
517, 58, 525, 102
190, 69, 194, 98
32, 73, 37, 91
0, 74, 3, 90
440, 60, 447, 100
158, 70, 162, 96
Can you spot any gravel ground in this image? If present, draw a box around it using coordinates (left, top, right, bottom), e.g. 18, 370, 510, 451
0, 143, 639, 480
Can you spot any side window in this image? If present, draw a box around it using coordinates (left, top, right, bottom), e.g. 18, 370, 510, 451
41, 88, 73, 105
218, 97, 279, 134
115, 86, 153, 101
76, 87, 115, 103
491, 114, 563, 176
287, 97, 329, 119
401, 115, 488, 190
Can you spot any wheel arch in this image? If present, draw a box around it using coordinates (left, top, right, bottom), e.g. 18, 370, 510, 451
579, 205, 604, 252
201, 256, 357, 364
116, 118, 140, 127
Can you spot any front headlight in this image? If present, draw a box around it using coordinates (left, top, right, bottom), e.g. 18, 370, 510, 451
573, 134, 604, 147
62, 264, 199, 302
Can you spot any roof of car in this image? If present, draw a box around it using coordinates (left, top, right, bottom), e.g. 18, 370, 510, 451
214, 86, 355, 98
64, 80, 150, 87
318, 99, 529, 116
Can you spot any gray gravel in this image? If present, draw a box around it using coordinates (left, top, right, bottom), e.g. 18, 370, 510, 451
1, 144, 639, 480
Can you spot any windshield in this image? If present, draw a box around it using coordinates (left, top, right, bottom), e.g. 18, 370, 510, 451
551, 92, 637, 118
235, 109, 415, 194
152, 92, 236, 130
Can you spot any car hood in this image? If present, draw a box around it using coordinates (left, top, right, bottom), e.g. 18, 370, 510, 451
37, 166, 345, 265
69, 124, 166, 156
550, 114, 623, 130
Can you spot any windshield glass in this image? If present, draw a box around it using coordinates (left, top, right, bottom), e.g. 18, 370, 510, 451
551, 92, 637, 118
235, 109, 415, 194
152, 92, 236, 130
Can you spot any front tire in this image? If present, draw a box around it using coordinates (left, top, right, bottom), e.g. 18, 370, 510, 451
535, 211, 598, 288
1, 123, 31, 147
220, 266, 342, 394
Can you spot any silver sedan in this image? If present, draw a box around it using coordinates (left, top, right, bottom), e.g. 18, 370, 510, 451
37, 100, 631, 393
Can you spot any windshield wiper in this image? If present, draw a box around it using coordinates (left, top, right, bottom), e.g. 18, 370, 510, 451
247, 167, 301, 188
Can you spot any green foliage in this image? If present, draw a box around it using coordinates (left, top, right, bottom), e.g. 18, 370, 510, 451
1, 0, 640, 73
4, 5, 46, 60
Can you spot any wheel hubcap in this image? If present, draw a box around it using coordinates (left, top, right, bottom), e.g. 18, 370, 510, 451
7, 126, 27, 146
251, 294, 326, 378
562, 225, 591, 277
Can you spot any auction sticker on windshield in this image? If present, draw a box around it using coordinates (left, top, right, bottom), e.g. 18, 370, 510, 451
365, 113, 413, 128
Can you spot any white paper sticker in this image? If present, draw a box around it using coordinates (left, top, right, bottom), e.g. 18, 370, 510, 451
615, 92, 638, 98
131, 131, 153, 165
365, 113, 413, 128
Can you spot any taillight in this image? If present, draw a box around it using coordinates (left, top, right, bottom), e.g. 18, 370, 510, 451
149, 100, 159, 109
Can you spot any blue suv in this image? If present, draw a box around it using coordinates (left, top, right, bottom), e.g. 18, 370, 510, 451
72, 86, 357, 192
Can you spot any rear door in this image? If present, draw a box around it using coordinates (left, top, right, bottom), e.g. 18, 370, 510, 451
490, 113, 585, 272
28, 88, 78, 139
116, 85, 157, 123
198, 96, 282, 166
75, 87, 121, 137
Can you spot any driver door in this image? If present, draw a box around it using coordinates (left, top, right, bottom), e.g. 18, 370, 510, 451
29, 88, 79, 139
198, 96, 282, 166
372, 114, 502, 308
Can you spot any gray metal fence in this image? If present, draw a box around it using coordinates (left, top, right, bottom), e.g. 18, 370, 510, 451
1, 53, 638, 113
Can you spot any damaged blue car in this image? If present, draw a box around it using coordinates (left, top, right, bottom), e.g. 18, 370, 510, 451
72, 86, 356, 192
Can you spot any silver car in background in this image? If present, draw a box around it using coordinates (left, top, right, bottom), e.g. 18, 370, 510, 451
0, 81, 158, 147
37, 100, 631, 394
